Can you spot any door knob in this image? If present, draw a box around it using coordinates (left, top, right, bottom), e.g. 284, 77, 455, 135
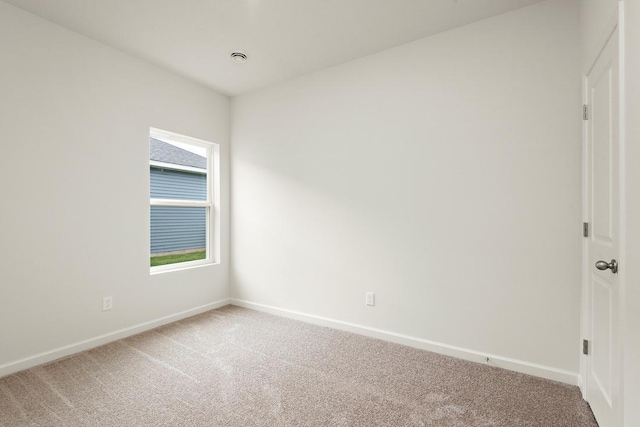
595, 259, 618, 274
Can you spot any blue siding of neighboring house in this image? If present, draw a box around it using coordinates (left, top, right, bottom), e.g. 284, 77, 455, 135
150, 167, 206, 200
150, 167, 207, 254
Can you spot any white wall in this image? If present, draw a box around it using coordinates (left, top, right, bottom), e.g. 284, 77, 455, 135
623, 1, 640, 424
0, 2, 230, 371
231, 0, 582, 375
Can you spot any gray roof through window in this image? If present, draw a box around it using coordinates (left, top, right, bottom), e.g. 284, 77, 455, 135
150, 138, 206, 169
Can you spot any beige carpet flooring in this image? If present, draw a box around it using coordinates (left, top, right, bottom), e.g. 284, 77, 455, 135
0, 305, 597, 426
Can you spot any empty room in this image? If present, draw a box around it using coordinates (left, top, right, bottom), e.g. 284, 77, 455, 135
0, 0, 638, 426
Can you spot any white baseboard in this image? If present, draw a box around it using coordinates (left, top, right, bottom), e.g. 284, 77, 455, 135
231, 298, 579, 386
0, 298, 231, 379
578, 371, 588, 399
1, 297, 579, 387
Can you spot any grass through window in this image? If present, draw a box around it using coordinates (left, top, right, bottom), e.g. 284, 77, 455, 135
150, 250, 206, 267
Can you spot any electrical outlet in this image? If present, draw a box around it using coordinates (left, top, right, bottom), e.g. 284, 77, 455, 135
365, 292, 375, 306
102, 296, 113, 311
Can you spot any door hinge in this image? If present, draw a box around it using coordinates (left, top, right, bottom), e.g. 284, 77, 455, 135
583, 222, 589, 238
583, 104, 588, 120
583, 339, 589, 355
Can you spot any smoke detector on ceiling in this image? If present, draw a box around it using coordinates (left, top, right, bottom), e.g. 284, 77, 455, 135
230, 51, 248, 63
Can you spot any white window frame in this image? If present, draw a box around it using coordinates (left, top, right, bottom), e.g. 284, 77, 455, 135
149, 127, 220, 274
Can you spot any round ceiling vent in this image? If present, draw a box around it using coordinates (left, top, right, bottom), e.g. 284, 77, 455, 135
230, 51, 248, 63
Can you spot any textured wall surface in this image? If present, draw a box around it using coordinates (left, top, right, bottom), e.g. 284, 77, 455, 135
0, 1, 230, 369
231, 0, 581, 374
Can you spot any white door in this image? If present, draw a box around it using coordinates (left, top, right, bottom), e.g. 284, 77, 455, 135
585, 28, 621, 427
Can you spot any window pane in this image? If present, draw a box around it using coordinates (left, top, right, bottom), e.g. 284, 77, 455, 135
150, 167, 207, 200
150, 138, 207, 201
150, 206, 207, 267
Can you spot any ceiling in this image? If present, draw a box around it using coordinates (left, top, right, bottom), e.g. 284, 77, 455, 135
3, 0, 545, 96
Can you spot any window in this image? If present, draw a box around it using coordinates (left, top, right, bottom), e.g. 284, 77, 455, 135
149, 128, 219, 272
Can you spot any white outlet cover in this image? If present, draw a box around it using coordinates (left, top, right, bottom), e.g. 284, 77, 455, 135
365, 292, 375, 306
102, 296, 113, 311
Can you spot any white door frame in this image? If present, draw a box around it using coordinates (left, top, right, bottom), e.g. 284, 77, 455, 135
580, 4, 626, 426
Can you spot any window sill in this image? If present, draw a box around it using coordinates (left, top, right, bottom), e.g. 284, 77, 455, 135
150, 260, 220, 275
